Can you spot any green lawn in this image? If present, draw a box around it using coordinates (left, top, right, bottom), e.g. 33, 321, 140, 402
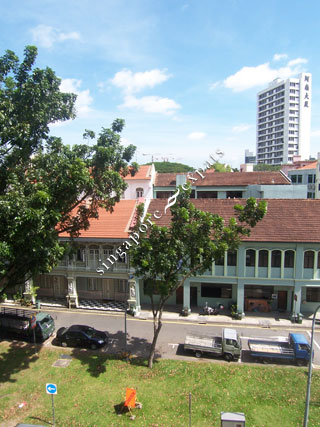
0, 341, 320, 426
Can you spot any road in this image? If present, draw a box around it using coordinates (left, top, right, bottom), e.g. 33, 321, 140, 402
42, 308, 320, 366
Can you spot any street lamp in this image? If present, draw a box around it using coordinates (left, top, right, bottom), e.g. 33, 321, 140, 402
303, 304, 320, 427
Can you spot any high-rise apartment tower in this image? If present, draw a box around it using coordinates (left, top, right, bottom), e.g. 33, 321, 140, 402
256, 73, 311, 165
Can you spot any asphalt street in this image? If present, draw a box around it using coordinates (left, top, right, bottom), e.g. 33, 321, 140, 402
40, 308, 320, 367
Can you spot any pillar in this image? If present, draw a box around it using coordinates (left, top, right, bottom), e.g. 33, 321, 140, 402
67, 276, 78, 308
292, 283, 302, 316
237, 280, 245, 314
127, 276, 141, 316
183, 278, 191, 312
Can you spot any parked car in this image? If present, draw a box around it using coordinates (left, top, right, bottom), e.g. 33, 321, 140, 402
56, 325, 109, 350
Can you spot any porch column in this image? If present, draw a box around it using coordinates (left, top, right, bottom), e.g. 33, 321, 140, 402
292, 283, 302, 316
237, 280, 245, 314
183, 278, 191, 312
67, 276, 78, 308
127, 276, 141, 316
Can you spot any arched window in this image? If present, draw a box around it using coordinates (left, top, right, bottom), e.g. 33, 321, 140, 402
246, 249, 255, 267
304, 251, 314, 269
284, 250, 294, 268
136, 187, 144, 198
271, 250, 281, 268
258, 250, 268, 267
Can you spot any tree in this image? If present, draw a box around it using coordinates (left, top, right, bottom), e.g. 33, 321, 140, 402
129, 186, 267, 368
0, 46, 137, 293
208, 161, 233, 172
144, 161, 195, 173
253, 164, 282, 171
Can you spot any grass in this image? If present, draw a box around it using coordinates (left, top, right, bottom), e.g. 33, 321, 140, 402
0, 341, 320, 426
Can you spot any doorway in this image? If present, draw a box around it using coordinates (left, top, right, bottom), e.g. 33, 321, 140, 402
277, 291, 288, 311
190, 287, 198, 306
176, 286, 183, 304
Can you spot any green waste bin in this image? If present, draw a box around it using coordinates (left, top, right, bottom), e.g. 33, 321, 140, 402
297, 313, 304, 324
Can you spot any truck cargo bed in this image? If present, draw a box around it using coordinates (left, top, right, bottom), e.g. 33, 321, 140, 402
248, 339, 294, 357
184, 334, 222, 353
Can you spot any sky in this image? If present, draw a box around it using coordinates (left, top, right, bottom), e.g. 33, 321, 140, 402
1, 0, 320, 168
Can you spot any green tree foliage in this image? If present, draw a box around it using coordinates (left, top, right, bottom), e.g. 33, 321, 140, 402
144, 161, 195, 173
209, 161, 233, 172
0, 46, 137, 293
129, 187, 267, 368
253, 164, 282, 171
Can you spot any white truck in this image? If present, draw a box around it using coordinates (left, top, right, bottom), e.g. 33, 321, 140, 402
184, 328, 241, 361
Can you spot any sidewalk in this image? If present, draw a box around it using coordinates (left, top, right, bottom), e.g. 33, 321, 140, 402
136, 308, 317, 330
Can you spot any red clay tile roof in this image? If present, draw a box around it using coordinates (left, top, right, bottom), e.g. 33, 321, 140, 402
154, 171, 290, 187
59, 200, 137, 239
147, 198, 320, 243
125, 165, 152, 180
296, 161, 318, 170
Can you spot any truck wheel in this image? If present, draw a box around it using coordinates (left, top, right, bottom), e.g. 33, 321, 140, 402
262, 358, 268, 364
296, 359, 305, 367
224, 353, 233, 362
195, 351, 202, 358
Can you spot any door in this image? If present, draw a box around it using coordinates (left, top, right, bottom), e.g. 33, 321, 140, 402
277, 291, 288, 311
176, 286, 183, 304
102, 279, 115, 300
53, 277, 60, 297
190, 287, 198, 306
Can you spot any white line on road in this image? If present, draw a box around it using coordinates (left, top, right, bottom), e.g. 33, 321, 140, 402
307, 331, 320, 350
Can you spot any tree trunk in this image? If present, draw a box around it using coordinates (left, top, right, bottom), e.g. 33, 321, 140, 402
148, 312, 163, 369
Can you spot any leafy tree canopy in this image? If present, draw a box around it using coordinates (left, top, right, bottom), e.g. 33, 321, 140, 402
144, 161, 195, 173
0, 46, 137, 293
129, 187, 267, 367
208, 161, 235, 172
253, 164, 282, 171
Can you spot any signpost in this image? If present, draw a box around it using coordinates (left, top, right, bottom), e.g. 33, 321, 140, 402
46, 383, 57, 427
30, 315, 36, 344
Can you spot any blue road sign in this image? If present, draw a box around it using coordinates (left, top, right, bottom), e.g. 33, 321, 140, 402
46, 383, 57, 395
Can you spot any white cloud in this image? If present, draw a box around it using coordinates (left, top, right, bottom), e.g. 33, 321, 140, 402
287, 58, 308, 67
209, 81, 221, 91
188, 132, 206, 140
60, 79, 93, 117
110, 69, 171, 94
30, 25, 80, 48
121, 95, 180, 115
273, 53, 288, 61
219, 57, 308, 92
232, 124, 252, 133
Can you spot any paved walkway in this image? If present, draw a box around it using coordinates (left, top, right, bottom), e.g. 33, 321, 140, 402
136, 308, 318, 330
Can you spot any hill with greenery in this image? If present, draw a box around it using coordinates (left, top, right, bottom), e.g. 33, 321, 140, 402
144, 161, 195, 173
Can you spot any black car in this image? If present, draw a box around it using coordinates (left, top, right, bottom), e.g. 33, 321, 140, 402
56, 325, 109, 350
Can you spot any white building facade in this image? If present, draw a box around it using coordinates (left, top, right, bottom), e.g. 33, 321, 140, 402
256, 73, 312, 165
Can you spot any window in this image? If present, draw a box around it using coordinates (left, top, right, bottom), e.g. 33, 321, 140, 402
271, 250, 281, 268
227, 251, 237, 266
201, 284, 232, 299
291, 175, 297, 183
246, 249, 255, 267
318, 252, 320, 269
197, 191, 218, 199
136, 187, 144, 198
284, 250, 294, 268
245, 285, 274, 299
304, 251, 314, 268
117, 279, 128, 293
258, 250, 268, 267
88, 278, 98, 291
156, 191, 174, 199
226, 191, 242, 199
215, 255, 224, 266
307, 192, 315, 199
297, 175, 302, 183
77, 246, 86, 262
306, 287, 320, 302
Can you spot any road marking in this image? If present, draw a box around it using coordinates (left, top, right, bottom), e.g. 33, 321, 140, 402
307, 331, 320, 350
168, 343, 178, 349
